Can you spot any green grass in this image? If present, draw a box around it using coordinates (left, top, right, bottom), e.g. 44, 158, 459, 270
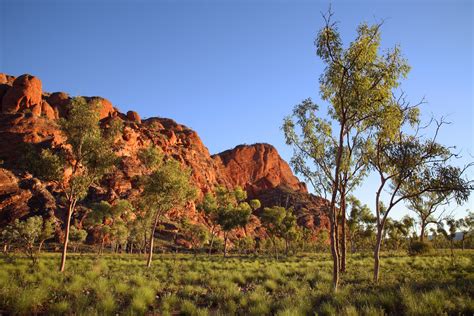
0, 251, 473, 315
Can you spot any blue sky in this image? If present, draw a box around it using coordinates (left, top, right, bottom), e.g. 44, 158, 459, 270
1, 0, 473, 221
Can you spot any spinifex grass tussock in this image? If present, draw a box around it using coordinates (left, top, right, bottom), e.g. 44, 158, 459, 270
0, 251, 472, 315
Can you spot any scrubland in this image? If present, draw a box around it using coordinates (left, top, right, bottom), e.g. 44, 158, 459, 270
0, 251, 472, 315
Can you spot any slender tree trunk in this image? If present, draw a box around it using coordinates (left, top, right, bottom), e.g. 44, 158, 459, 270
373, 178, 387, 283
60, 199, 75, 272
208, 227, 216, 256
335, 220, 340, 257
3, 244, 7, 253
273, 238, 278, 260
373, 222, 384, 283
328, 122, 345, 291
223, 232, 228, 258
420, 220, 426, 242
330, 216, 340, 290
100, 238, 105, 255
144, 233, 148, 255
38, 240, 45, 253
340, 192, 347, 273
147, 213, 160, 268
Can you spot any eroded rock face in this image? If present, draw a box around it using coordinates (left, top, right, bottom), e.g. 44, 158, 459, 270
213, 143, 307, 196
47, 92, 70, 118
2, 74, 43, 115
0, 73, 329, 241
0, 168, 56, 226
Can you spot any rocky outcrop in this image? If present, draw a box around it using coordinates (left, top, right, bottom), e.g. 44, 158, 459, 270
46, 92, 70, 118
126, 110, 141, 123
213, 143, 307, 196
2, 74, 43, 115
0, 168, 56, 226
84, 97, 117, 120
0, 73, 329, 241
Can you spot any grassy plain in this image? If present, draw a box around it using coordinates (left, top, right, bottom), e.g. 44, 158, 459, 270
0, 251, 472, 315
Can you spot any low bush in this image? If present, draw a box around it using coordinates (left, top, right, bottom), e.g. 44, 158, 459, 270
408, 241, 433, 256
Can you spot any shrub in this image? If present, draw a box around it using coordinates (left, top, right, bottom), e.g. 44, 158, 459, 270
408, 241, 433, 256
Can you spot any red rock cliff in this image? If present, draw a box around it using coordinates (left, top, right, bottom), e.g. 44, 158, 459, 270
0, 73, 328, 238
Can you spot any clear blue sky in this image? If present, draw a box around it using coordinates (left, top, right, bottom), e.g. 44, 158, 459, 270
1, 0, 473, 220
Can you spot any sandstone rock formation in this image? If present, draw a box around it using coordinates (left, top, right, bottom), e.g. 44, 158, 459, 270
126, 110, 141, 123
213, 143, 307, 196
0, 73, 329, 242
2, 74, 43, 115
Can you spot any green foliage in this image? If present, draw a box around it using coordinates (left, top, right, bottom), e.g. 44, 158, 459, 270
347, 196, 376, 252
259, 206, 298, 256
198, 186, 260, 256
38, 217, 56, 252
249, 199, 261, 211
27, 97, 118, 199
5, 216, 44, 263
87, 199, 133, 252
139, 148, 196, 265
138, 145, 163, 170
216, 204, 251, 233
141, 158, 197, 215
181, 220, 209, 251
69, 226, 87, 251
383, 216, 416, 251
21, 97, 120, 271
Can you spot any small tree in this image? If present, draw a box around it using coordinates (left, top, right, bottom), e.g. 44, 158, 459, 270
69, 226, 87, 253
282, 9, 409, 289
181, 219, 209, 255
368, 122, 472, 282
197, 191, 220, 255
384, 216, 415, 251
127, 211, 151, 254
38, 217, 56, 253
214, 187, 259, 257
260, 206, 298, 258
139, 147, 196, 267
346, 196, 376, 253
1, 224, 16, 254
457, 211, 473, 250
260, 206, 285, 258
27, 97, 118, 271
200, 186, 259, 257
408, 192, 451, 242
9, 216, 44, 264
436, 217, 461, 265
87, 200, 133, 254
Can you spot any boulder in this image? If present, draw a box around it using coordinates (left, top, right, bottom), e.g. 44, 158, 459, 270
47, 92, 70, 118
2, 74, 43, 114
126, 110, 141, 123
41, 100, 57, 119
